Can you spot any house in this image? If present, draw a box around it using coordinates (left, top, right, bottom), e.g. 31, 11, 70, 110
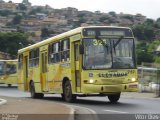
0, 51, 11, 60
0, 16, 8, 27
0, 1, 17, 12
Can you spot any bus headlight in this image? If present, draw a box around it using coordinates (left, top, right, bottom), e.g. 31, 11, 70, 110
83, 79, 95, 84
89, 79, 94, 83
131, 78, 136, 82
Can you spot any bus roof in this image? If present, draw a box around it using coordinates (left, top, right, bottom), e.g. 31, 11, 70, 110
0, 59, 18, 62
18, 26, 131, 54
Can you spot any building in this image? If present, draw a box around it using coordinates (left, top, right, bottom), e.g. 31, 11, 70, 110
0, 1, 17, 11
0, 51, 11, 59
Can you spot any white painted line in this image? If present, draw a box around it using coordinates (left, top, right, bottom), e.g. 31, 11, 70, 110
104, 109, 128, 114
69, 105, 99, 120
0, 99, 7, 105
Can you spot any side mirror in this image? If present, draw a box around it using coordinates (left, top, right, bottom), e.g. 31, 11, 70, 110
79, 45, 84, 54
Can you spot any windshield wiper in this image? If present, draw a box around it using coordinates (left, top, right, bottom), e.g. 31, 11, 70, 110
95, 36, 108, 48
113, 36, 124, 48
113, 36, 124, 54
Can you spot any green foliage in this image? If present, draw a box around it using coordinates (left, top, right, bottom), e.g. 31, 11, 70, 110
148, 39, 160, 52
0, 10, 13, 16
108, 11, 116, 17
133, 23, 155, 41
144, 19, 154, 27
12, 15, 22, 25
29, 7, 48, 15
121, 15, 134, 22
17, 3, 27, 10
136, 42, 154, 65
133, 25, 144, 40
155, 57, 160, 63
99, 16, 109, 22
0, 32, 34, 58
155, 18, 160, 28
136, 50, 154, 65
41, 28, 50, 39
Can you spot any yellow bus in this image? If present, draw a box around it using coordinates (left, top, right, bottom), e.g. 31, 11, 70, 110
18, 26, 138, 103
0, 59, 17, 87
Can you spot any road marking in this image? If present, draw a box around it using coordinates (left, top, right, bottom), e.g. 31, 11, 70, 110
104, 109, 128, 114
69, 105, 99, 120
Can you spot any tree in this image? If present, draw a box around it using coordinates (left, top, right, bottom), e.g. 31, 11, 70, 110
144, 19, 154, 27
17, 3, 27, 11
41, 28, 50, 39
12, 15, 22, 25
0, 32, 34, 58
143, 26, 155, 41
133, 21, 155, 41
136, 42, 154, 65
155, 18, 160, 28
99, 16, 109, 22
0, 10, 12, 16
132, 24, 145, 40
108, 11, 116, 17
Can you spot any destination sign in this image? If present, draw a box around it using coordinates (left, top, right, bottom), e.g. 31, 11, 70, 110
100, 31, 125, 36
83, 28, 133, 37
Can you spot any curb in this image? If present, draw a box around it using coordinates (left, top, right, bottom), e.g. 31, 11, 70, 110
121, 95, 160, 100
0, 98, 7, 105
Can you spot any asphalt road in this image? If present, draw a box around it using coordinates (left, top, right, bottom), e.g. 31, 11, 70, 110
1, 84, 160, 120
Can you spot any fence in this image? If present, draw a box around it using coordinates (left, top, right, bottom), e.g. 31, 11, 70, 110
138, 62, 160, 97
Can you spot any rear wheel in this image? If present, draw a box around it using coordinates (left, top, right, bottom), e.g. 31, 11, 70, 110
30, 81, 44, 99
63, 80, 76, 102
108, 93, 121, 103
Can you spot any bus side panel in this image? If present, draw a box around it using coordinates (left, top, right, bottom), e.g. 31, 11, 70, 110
47, 64, 55, 92
18, 68, 24, 91
47, 63, 71, 94
28, 66, 41, 92
4, 73, 17, 84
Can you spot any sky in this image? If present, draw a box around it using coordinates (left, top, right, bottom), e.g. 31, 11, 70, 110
3, 0, 160, 20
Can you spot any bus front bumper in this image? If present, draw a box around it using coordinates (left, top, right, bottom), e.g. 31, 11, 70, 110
81, 82, 138, 94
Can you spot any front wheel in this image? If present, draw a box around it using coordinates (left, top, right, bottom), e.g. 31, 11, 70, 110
108, 93, 121, 103
63, 80, 76, 102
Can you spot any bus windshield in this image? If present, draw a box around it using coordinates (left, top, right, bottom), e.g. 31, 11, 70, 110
0, 61, 16, 75
83, 38, 135, 69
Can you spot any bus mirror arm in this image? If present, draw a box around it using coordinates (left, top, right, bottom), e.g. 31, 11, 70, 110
79, 45, 84, 54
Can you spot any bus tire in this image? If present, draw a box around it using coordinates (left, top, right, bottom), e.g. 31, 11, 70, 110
63, 80, 76, 102
108, 93, 121, 103
30, 81, 44, 99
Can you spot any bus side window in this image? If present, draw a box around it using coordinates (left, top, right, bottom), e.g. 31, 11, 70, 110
18, 54, 23, 69
49, 42, 61, 63
29, 48, 39, 67
6, 64, 16, 74
61, 38, 70, 62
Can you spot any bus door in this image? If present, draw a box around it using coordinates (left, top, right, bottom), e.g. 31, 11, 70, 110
23, 55, 28, 91
40, 50, 48, 92
74, 41, 81, 92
